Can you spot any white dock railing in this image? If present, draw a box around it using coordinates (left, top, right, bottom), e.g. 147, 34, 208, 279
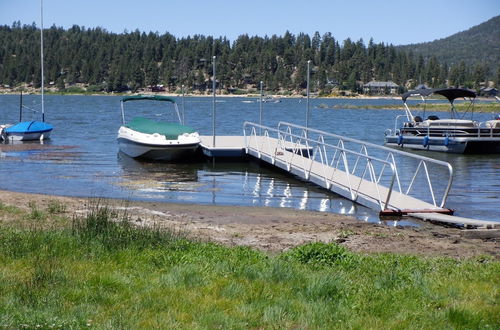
243, 121, 454, 213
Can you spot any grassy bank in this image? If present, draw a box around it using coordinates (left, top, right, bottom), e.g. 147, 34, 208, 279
0, 201, 498, 328
319, 102, 500, 112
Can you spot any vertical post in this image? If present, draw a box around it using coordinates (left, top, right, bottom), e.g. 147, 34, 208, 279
19, 91, 23, 122
120, 101, 125, 124
212, 56, 216, 147
306, 60, 311, 132
181, 84, 185, 125
40, 0, 45, 122
259, 81, 263, 136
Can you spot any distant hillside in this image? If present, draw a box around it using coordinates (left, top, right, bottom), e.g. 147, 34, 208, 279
398, 15, 500, 71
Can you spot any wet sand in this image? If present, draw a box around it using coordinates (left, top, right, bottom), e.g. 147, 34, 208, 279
0, 190, 498, 259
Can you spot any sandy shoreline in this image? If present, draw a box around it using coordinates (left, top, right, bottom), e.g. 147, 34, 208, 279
0, 89, 402, 100
0, 189, 498, 259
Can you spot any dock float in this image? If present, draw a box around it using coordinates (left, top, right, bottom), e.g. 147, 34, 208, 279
199, 121, 497, 229
200, 135, 313, 158
411, 213, 499, 229
200, 136, 246, 158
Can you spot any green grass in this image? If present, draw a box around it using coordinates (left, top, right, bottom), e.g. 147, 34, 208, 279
0, 202, 498, 328
321, 102, 500, 112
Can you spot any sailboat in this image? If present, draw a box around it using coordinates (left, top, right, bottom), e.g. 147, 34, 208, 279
0, 0, 53, 142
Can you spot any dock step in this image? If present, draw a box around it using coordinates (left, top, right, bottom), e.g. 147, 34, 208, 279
411, 213, 499, 229
380, 208, 454, 216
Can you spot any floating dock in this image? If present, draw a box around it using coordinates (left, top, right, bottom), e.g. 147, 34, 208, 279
200, 136, 246, 158
200, 121, 497, 229
410, 213, 499, 229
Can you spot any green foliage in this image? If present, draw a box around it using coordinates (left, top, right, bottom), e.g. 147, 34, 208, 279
59, 86, 86, 94
27, 201, 45, 221
280, 241, 356, 267
71, 200, 187, 252
46, 200, 66, 214
0, 203, 498, 328
398, 15, 499, 75
1, 21, 496, 95
86, 84, 105, 93
0, 201, 21, 214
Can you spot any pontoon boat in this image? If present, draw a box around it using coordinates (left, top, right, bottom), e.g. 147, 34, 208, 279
384, 88, 500, 153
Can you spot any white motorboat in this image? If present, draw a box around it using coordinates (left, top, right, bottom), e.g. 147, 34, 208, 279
384, 88, 500, 154
117, 95, 200, 161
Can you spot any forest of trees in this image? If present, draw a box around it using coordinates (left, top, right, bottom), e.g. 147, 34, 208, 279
398, 15, 500, 73
0, 22, 498, 95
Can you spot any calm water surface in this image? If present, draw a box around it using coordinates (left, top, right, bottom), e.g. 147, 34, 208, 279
1, 94, 498, 223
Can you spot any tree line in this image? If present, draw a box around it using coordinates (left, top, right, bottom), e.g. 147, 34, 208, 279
0, 22, 498, 95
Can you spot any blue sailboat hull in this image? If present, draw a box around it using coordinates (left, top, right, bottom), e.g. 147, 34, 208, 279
2, 121, 53, 141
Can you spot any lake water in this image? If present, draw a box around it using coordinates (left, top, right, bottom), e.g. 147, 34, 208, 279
1, 94, 499, 223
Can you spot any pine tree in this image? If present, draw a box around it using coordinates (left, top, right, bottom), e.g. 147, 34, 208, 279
1, 23, 497, 94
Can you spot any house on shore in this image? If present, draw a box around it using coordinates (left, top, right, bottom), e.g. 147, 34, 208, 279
363, 81, 399, 94
415, 84, 430, 90
479, 87, 498, 97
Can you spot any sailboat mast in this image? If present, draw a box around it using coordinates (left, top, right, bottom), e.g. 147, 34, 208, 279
40, 0, 45, 122
19, 92, 23, 122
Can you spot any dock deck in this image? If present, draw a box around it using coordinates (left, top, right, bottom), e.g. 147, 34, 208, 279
198, 122, 497, 229
200, 136, 246, 158
245, 135, 444, 213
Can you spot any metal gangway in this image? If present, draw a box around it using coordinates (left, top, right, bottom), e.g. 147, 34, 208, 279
243, 121, 454, 215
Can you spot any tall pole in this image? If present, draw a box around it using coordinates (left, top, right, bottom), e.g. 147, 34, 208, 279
259, 81, 263, 136
40, 0, 45, 122
306, 60, 311, 131
19, 92, 23, 122
181, 84, 185, 125
212, 56, 216, 147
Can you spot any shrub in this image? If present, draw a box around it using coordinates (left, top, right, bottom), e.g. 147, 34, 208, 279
280, 242, 356, 267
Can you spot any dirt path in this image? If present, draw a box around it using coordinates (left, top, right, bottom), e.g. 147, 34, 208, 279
0, 190, 498, 259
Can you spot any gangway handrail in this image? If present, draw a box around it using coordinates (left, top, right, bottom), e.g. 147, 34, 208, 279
278, 122, 453, 208
243, 121, 454, 211
244, 121, 398, 211
277, 122, 453, 208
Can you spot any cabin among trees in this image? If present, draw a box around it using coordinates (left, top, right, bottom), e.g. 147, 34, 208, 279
479, 87, 498, 97
363, 81, 399, 95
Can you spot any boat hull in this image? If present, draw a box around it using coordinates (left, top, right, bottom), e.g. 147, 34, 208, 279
118, 138, 199, 161
385, 135, 500, 154
117, 126, 200, 161
1, 121, 53, 142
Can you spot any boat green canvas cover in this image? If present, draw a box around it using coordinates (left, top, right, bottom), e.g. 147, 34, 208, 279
126, 117, 196, 140
121, 95, 176, 103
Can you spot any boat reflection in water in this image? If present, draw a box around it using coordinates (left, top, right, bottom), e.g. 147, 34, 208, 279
117, 152, 200, 197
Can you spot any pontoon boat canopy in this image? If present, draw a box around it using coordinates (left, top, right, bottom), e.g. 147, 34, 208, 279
402, 88, 476, 103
